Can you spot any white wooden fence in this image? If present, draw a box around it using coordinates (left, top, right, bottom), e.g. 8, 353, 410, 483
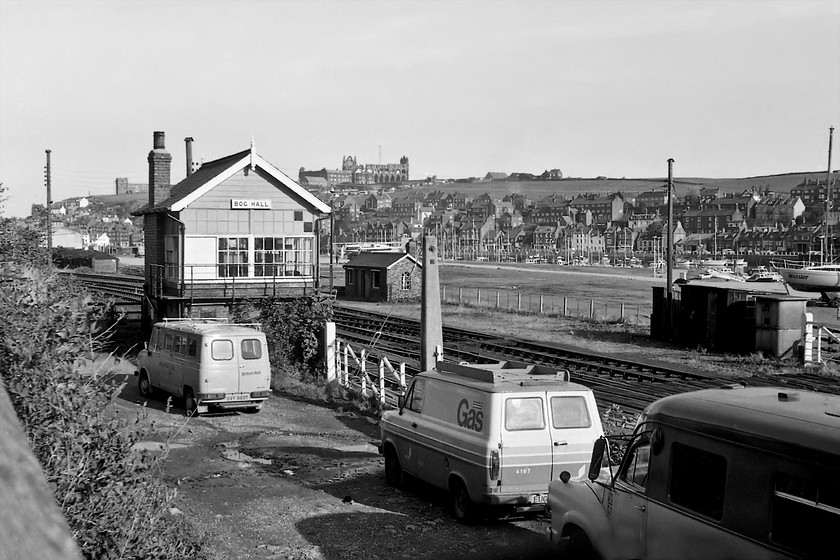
324, 321, 442, 404
801, 312, 840, 369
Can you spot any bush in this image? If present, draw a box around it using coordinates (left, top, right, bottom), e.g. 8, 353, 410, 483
0, 218, 205, 559
236, 296, 334, 384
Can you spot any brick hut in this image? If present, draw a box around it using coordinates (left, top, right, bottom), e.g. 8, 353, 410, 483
343, 252, 421, 302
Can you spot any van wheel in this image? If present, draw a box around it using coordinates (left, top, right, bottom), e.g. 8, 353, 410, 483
138, 371, 154, 398
559, 526, 595, 560
384, 447, 403, 488
450, 478, 476, 523
184, 389, 199, 417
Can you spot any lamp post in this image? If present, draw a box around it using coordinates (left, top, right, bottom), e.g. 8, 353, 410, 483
666, 158, 675, 330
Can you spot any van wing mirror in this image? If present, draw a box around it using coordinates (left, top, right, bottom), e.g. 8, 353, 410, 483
397, 395, 405, 410
588, 436, 608, 481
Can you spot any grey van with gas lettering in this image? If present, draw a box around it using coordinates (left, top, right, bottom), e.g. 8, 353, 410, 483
379, 360, 603, 520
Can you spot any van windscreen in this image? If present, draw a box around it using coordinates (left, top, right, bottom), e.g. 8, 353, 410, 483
211, 340, 234, 361
505, 397, 546, 431
550, 396, 592, 428
241, 339, 262, 360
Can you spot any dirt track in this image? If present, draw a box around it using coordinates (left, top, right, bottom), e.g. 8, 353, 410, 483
109, 368, 558, 560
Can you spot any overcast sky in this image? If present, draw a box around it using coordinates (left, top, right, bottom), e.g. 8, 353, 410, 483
1, 0, 839, 217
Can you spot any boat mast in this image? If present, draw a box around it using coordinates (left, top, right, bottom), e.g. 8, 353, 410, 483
827, 126, 835, 263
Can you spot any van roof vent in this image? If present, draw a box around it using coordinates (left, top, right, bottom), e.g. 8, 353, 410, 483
437, 361, 570, 384
777, 391, 800, 402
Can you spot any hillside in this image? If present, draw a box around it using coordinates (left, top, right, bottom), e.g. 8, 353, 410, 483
420, 170, 834, 201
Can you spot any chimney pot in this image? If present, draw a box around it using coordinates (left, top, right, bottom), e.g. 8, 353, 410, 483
153, 131, 165, 150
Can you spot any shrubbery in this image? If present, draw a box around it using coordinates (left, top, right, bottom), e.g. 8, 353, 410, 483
236, 295, 334, 384
0, 217, 205, 559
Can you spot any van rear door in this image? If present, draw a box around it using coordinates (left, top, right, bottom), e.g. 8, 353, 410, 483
547, 393, 602, 479
236, 334, 269, 397
499, 394, 553, 499
208, 337, 240, 397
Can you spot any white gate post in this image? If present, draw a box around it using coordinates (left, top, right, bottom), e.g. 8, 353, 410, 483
802, 312, 814, 364
324, 322, 336, 382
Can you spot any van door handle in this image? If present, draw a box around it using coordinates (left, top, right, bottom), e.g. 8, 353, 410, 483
554, 441, 567, 446
635, 505, 646, 512
412, 422, 418, 428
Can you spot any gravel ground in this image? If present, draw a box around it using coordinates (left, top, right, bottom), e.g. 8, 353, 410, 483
109, 367, 559, 560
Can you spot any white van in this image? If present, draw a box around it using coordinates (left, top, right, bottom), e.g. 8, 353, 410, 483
547, 387, 840, 560
379, 361, 604, 520
135, 318, 272, 416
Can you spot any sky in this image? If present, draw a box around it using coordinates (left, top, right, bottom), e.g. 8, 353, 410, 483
1, 0, 839, 218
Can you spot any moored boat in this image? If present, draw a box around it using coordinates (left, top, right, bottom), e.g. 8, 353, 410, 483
771, 260, 840, 291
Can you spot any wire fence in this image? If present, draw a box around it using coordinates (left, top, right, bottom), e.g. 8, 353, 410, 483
440, 284, 651, 325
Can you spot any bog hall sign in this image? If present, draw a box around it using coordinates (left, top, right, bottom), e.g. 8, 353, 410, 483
230, 199, 272, 209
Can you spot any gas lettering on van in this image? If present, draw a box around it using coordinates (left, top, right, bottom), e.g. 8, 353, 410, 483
457, 399, 484, 432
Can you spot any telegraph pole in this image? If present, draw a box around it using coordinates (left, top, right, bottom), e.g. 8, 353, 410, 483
45, 149, 52, 251
666, 158, 675, 330
827, 126, 834, 262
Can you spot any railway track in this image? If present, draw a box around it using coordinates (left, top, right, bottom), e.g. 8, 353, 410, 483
63, 272, 840, 414
63, 271, 145, 303
333, 305, 840, 415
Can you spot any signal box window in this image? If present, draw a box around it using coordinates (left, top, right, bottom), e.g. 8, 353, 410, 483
400, 271, 411, 290
669, 442, 727, 519
218, 237, 249, 277
372, 271, 381, 289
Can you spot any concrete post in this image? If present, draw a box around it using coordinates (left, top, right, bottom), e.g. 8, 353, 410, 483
421, 236, 443, 371
324, 322, 336, 382
802, 312, 814, 363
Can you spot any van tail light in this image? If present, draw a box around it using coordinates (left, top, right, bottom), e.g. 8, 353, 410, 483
198, 393, 225, 400
490, 449, 500, 480
250, 391, 270, 398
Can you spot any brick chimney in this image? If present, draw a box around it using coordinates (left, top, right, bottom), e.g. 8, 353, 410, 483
148, 131, 171, 207
185, 137, 194, 177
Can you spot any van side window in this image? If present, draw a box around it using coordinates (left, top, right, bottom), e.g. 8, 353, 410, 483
211, 340, 234, 361
148, 329, 159, 351
173, 335, 184, 355
241, 339, 262, 360
405, 379, 426, 412
770, 473, 837, 556
669, 442, 727, 519
550, 396, 592, 428
505, 397, 545, 431
164, 333, 174, 351
621, 435, 651, 489
187, 338, 198, 357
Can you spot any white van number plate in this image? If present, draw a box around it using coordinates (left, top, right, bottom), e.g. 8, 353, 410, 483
224, 393, 250, 402
531, 493, 548, 504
